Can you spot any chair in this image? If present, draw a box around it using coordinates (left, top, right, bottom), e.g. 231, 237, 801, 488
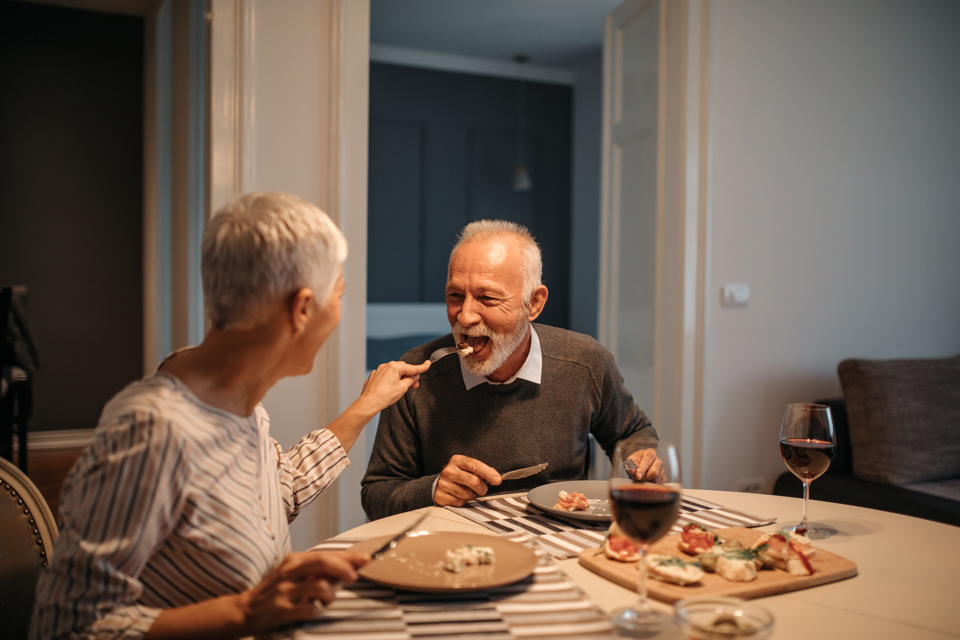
1, 285, 41, 474
0, 455, 59, 640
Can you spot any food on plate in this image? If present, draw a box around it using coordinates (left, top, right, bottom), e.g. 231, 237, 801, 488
678, 523, 720, 555
554, 490, 590, 511
751, 529, 817, 576
443, 544, 495, 573
601, 522, 641, 562
645, 553, 704, 585
697, 539, 762, 582
457, 341, 473, 356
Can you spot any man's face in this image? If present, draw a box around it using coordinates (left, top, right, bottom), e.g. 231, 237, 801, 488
446, 237, 530, 377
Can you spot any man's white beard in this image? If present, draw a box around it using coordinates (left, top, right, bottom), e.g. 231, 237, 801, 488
452, 312, 529, 378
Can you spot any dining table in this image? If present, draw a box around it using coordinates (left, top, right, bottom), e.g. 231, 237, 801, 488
286, 489, 960, 640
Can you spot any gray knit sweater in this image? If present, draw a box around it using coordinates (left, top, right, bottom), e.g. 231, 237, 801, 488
360, 324, 658, 520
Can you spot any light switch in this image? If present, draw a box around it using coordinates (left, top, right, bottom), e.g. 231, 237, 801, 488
722, 285, 750, 308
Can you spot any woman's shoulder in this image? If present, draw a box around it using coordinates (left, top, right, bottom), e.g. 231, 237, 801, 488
99, 374, 187, 423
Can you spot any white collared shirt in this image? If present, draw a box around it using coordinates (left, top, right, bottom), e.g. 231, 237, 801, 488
459, 326, 542, 389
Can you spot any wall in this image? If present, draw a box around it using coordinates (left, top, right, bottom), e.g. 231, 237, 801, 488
367, 63, 573, 329
570, 53, 603, 339
0, 2, 143, 433
701, 0, 960, 492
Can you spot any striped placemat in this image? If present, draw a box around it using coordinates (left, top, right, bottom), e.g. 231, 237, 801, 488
283, 538, 616, 639
445, 494, 776, 559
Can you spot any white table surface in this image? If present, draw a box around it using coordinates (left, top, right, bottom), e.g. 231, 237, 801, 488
335, 489, 960, 640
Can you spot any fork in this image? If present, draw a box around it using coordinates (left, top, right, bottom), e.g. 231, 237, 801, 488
429, 346, 459, 363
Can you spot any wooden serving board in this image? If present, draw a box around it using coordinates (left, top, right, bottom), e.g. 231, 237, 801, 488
578, 527, 857, 604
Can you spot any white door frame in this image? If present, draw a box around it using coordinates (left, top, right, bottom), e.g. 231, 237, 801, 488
205, 0, 370, 539
600, 0, 710, 487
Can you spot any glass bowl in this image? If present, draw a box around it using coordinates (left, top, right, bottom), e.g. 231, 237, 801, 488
674, 597, 775, 640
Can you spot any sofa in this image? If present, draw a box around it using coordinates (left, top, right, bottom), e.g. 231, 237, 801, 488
773, 355, 960, 528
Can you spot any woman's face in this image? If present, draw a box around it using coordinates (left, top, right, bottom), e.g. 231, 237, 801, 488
298, 271, 345, 374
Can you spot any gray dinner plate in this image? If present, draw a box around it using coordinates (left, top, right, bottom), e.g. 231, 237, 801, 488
526, 480, 613, 522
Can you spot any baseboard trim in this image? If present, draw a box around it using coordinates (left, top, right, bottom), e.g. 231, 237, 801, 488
11, 429, 96, 452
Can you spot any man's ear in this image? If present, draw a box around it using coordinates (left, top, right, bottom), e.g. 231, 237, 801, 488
289, 287, 314, 334
527, 285, 549, 321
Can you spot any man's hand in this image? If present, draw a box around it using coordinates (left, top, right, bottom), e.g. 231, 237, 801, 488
357, 360, 431, 415
626, 449, 665, 483
434, 455, 502, 507
238, 551, 369, 636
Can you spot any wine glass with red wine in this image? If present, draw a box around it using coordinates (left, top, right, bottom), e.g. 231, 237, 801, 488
780, 403, 836, 539
608, 441, 681, 634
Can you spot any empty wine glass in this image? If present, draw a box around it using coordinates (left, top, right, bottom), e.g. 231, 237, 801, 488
608, 441, 681, 634
779, 403, 836, 539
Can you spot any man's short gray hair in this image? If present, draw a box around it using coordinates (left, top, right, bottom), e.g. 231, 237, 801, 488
202, 192, 348, 330
450, 220, 542, 304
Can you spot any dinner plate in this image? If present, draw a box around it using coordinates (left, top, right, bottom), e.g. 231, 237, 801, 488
350, 531, 538, 593
526, 480, 613, 522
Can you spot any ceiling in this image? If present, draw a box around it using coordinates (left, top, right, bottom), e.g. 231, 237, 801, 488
371, 0, 623, 69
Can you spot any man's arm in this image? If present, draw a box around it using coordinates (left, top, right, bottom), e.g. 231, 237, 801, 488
588, 345, 659, 461
360, 397, 437, 520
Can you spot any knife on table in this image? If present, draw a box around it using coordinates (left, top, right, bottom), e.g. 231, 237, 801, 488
500, 462, 549, 481
369, 512, 429, 560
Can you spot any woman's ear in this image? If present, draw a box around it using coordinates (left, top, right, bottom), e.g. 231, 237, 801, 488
289, 288, 314, 333
527, 285, 549, 321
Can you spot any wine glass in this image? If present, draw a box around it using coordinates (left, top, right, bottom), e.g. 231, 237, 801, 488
608, 441, 681, 634
779, 403, 836, 539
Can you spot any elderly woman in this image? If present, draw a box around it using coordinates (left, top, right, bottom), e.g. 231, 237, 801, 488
31, 193, 430, 639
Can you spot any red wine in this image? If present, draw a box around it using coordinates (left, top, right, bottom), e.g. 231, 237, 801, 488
610, 485, 681, 544
780, 438, 835, 481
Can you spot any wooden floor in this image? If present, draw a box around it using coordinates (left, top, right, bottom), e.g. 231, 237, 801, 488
20, 447, 86, 524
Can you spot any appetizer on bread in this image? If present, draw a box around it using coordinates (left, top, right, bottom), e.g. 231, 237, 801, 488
645, 554, 705, 586
600, 522, 641, 562
751, 530, 817, 576
554, 490, 590, 511
678, 523, 720, 555
697, 539, 763, 582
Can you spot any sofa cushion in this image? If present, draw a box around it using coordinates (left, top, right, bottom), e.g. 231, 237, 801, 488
838, 355, 960, 485
903, 478, 960, 502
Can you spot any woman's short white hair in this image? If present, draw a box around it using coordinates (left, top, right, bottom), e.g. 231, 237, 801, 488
450, 220, 542, 305
202, 192, 348, 329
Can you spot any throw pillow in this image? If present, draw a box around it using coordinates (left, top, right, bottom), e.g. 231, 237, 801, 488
838, 355, 960, 485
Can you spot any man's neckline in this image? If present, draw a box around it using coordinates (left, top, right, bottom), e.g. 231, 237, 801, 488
459, 326, 542, 390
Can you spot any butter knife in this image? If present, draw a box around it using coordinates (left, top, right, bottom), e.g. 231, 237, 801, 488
369, 512, 428, 560
500, 462, 549, 481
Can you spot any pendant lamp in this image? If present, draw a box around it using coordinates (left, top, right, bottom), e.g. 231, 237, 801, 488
513, 55, 532, 192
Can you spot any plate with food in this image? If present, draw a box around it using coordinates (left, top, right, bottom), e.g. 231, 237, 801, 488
580, 524, 858, 603
526, 480, 613, 522
349, 532, 538, 593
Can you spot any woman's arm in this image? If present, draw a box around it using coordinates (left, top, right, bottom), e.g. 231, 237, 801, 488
325, 359, 430, 453
274, 360, 431, 519
145, 552, 368, 640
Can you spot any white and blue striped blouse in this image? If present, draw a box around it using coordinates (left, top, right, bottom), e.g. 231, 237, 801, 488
31, 371, 348, 639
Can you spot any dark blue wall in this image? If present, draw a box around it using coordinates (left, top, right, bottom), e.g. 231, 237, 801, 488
367, 63, 572, 329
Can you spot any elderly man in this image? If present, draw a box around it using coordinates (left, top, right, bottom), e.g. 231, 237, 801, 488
361, 220, 661, 520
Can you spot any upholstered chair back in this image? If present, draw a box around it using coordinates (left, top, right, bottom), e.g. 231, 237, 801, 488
0, 456, 58, 640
